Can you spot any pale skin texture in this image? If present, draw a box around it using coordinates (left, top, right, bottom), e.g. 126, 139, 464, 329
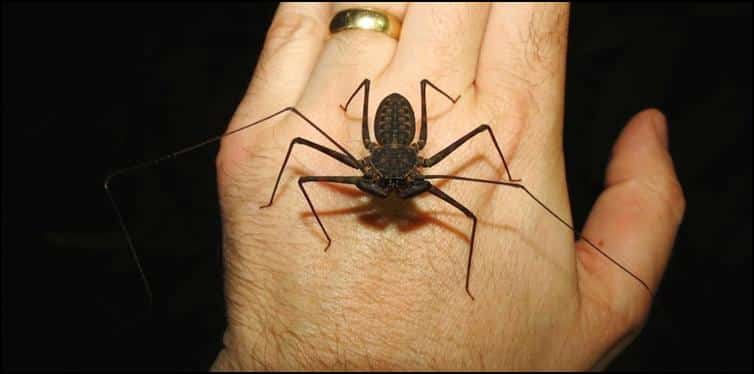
211, 3, 686, 370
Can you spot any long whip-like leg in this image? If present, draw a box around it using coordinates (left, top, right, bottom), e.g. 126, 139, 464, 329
421, 174, 654, 297
261, 138, 361, 208
339, 78, 373, 149
105, 185, 153, 312
105, 107, 355, 184
416, 79, 460, 150
104, 106, 356, 309
298, 176, 362, 251
423, 124, 520, 182
427, 185, 478, 300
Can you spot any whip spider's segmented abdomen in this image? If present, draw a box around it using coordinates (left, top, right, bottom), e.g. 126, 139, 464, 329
374, 93, 415, 146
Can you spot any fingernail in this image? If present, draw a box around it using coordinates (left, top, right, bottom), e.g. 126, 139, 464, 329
649, 109, 669, 148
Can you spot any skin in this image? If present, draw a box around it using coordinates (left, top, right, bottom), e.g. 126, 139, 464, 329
211, 3, 686, 370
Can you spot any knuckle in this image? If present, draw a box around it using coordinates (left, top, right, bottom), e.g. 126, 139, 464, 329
479, 83, 537, 129
264, 11, 324, 52
215, 149, 241, 183
630, 175, 686, 224
478, 7, 569, 101
523, 6, 569, 67
652, 176, 686, 224
666, 178, 687, 223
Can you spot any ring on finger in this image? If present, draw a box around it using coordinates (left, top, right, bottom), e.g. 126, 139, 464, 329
329, 8, 402, 40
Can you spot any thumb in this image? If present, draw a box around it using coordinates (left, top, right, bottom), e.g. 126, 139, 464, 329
577, 108, 686, 323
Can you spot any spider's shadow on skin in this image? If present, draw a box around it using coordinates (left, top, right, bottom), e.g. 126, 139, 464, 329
288, 153, 501, 242
283, 153, 541, 256
301, 186, 467, 238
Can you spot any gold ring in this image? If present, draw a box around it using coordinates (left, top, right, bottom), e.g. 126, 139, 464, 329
329, 8, 402, 40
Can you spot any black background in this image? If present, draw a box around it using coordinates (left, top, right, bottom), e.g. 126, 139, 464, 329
2, 3, 751, 371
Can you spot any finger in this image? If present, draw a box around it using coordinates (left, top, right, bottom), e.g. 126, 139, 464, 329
223, 3, 332, 154
384, 3, 490, 104
577, 109, 686, 322
302, 3, 407, 113
475, 3, 569, 122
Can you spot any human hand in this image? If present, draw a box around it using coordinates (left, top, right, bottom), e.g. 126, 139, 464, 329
211, 3, 685, 370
